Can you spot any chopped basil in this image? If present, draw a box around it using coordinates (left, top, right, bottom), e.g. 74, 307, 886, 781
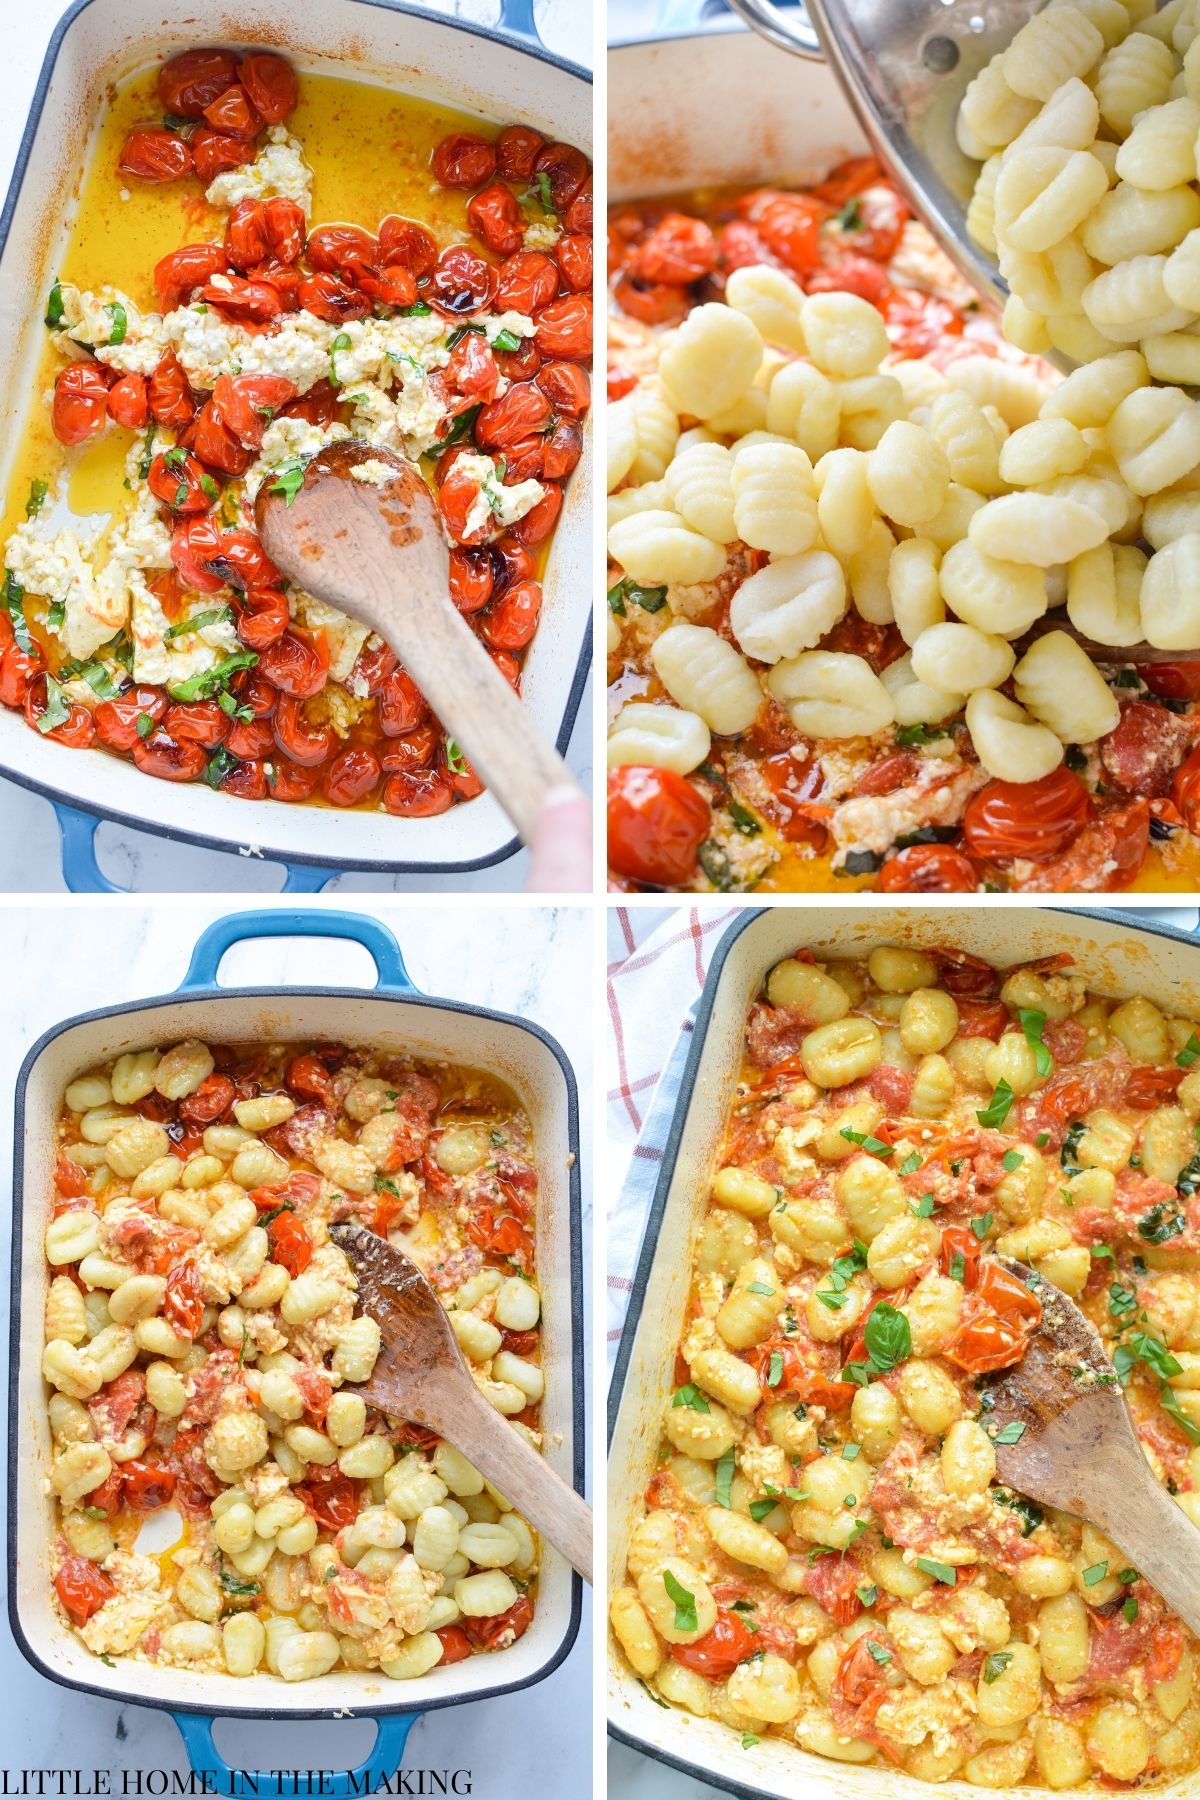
996, 1489, 1043, 1536
135, 713, 155, 740
913, 1192, 935, 1218
605, 582, 626, 617
840, 1127, 893, 1157
766, 1350, 783, 1388
698, 840, 740, 892
1018, 1008, 1053, 1078
25, 479, 48, 519
2, 571, 31, 650
445, 736, 466, 775
977, 1079, 1015, 1130
398, 301, 433, 317
269, 460, 308, 506
746, 1280, 774, 1296
740, 1734, 759, 1751
47, 599, 66, 630
35, 676, 70, 735
1138, 1201, 1186, 1244
524, 170, 555, 212
45, 279, 64, 327
164, 605, 232, 641
983, 1651, 1014, 1683
200, 474, 220, 500
672, 1385, 710, 1414
865, 1638, 891, 1664
1108, 1280, 1138, 1320
168, 650, 258, 703
713, 1446, 735, 1509
203, 745, 240, 789
1082, 1560, 1109, 1587
856, 1583, 878, 1607
727, 800, 761, 837
899, 1151, 922, 1176
329, 330, 352, 386
608, 575, 668, 614
992, 1420, 1026, 1445
948, 1249, 966, 1283
440, 403, 483, 448
492, 327, 522, 352
894, 721, 950, 748
841, 849, 884, 877
748, 1498, 777, 1522
57, 657, 121, 701
1178, 1034, 1200, 1068
1060, 1120, 1086, 1176
843, 1302, 911, 1387
762, 1479, 810, 1503
842, 1443, 861, 1460
1159, 1382, 1200, 1445
1001, 1149, 1023, 1172
663, 1568, 697, 1634
970, 1211, 993, 1240
138, 425, 157, 481
916, 1557, 957, 1586
1036, 1131, 1049, 1148
1123, 1595, 1139, 1624
104, 301, 128, 346
817, 1240, 868, 1311
256, 1200, 296, 1229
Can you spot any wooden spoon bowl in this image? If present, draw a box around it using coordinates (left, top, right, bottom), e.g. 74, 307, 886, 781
980, 1258, 1200, 1635
329, 1220, 592, 1583
256, 442, 588, 850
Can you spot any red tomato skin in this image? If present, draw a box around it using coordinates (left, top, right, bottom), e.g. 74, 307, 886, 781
963, 768, 1092, 862
322, 746, 382, 808
533, 142, 590, 211
429, 246, 496, 317
634, 213, 717, 285
296, 272, 371, 323
52, 364, 111, 446
159, 49, 239, 118
119, 129, 193, 182
608, 766, 711, 889
202, 84, 262, 141
236, 587, 290, 651
164, 702, 229, 750
378, 216, 439, 277
237, 52, 298, 124
877, 844, 979, 892
272, 692, 335, 767
533, 295, 592, 361
494, 251, 560, 315
55, 1558, 114, 1627
467, 183, 525, 256
537, 361, 590, 417
191, 128, 256, 183
272, 757, 322, 801
432, 132, 497, 189
1140, 660, 1200, 701
24, 678, 95, 749
482, 578, 542, 650
148, 350, 196, 430
131, 731, 209, 782
0, 646, 44, 710
382, 768, 454, 817
106, 373, 149, 429
496, 125, 545, 181
257, 630, 329, 699
671, 1610, 759, 1678
510, 484, 562, 547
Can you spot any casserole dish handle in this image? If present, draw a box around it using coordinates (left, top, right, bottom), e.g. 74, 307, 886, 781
178, 908, 419, 994
497, 0, 542, 42
53, 801, 338, 893
172, 1713, 420, 1797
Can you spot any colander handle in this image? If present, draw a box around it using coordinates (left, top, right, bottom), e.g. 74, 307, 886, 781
172, 1713, 420, 1797
498, 0, 541, 44
52, 801, 338, 894
723, 0, 821, 56
178, 909, 419, 994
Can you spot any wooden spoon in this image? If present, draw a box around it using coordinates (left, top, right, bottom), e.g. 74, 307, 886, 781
256, 442, 588, 847
329, 1220, 592, 1583
1015, 620, 1195, 666
980, 1257, 1200, 1636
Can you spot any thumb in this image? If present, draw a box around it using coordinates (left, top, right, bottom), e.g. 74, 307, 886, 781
526, 785, 593, 893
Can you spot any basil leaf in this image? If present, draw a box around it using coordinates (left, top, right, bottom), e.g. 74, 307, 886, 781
971, 1211, 993, 1240
863, 1303, 911, 1373
35, 676, 71, 735
714, 1446, 734, 1509
25, 479, 49, 519
168, 650, 258, 703
663, 1568, 697, 1634
977, 1079, 1015, 1130
913, 1193, 934, 1218
135, 713, 155, 740
1138, 1201, 1186, 1244
915, 1557, 957, 1585
269, 461, 308, 506
45, 279, 64, 327
837, 198, 863, 230
164, 606, 232, 641
698, 840, 740, 893
203, 745, 240, 789
899, 1152, 921, 1176
748, 1498, 777, 1522
1082, 1560, 1109, 1587
609, 576, 668, 614
445, 736, 466, 775
992, 1421, 1026, 1445
840, 1127, 893, 1158
2, 571, 31, 650
399, 301, 433, 317
1178, 1034, 1200, 1068
766, 1350, 784, 1388
983, 1651, 1013, 1683
672, 1385, 710, 1414
492, 327, 522, 352
440, 403, 483, 448
1018, 1008, 1053, 1078
329, 330, 352, 386
1001, 1149, 1023, 1172
727, 800, 761, 838
894, 722, 950, 748
865, 1638, 891, 1664
104, 301, 128, 346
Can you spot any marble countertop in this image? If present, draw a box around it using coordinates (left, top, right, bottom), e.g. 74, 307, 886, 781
0, 899, 592, 1795
0, 0, 591, 894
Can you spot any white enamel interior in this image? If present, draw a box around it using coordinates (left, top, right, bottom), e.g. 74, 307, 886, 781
14, 985, 580, 1715
608, 903, 1200, 1800
0, 0, 591, 871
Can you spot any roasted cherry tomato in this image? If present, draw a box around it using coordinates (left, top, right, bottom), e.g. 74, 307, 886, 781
0, 645, 43, 711
1173, 747, 1200, 832
510, 484, 561, 546
467, 183, 525, 256
106, 372, 149, 430
476, 383, 554, 449
382, 767, 454, 816
211, 373, 297, 449
431, 131, 497, 189
434, 1626, 474, 1665
179, 1074, 236, 1123
1126, 1066, 1184, 1109
131, 729, 208, 782
608, 766, 710, 889
158, 47, 239, 117
119, 129, 193, 183
532, 141, 590, 210
876, 844, 979, 892
429, 245, 496, 317
24, 677, 95, 748
322, 746, 381, 808
148, 349, 196, 430
237, 51, 298, 123
449, 547, 494, 614
939, 1224, 981, 1289
482, 578, 542, 650
258, 629, 329, 698
296, 272, 371, 323
235, 586, 290, 651
670, 1609, 759, 1678
198, 274, 282, 324
533, 294, 592, 360
148, 449, 213, 513
285, 1052, 333, 1105
271, 756, 322, 802
306, 225, 379, 281
267, 1209, 313, 1277
494, 251, 560, 315
757, 193, 825, 272
378, 215, 439, 277
378, 668, 429, 737
495, 125, 545, 181
54, 1558, 114, 1627
963, 768, 1092, 863
121, 1460, 177, 1511
190, 128, 256, 184
164, 701, 229, 749
52, 363, 111, 446
297, 1468, 360, 1530
537, 360, 590, 417
272, 692, 334, 766
163, 1260, 204, 1338
462, 1595, 535, 1651
634, 213, 717, 285
1140, 660, 1200, 701
202, 84, 262, 140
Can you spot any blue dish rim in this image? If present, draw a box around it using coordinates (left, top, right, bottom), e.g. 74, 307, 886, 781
606, 902, 1200, 1799
9, 979, 585, 1720
0, 0, 592, 877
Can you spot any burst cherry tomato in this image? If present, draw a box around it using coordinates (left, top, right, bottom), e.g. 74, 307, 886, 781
190, 399, 252, 475
963, 768, 1092, 862
476, 383, 554, 449
237, 52, 298, 123
756, 194, 824, 272
131, 729, 208, 782
876, 844, 978, 892
382, 768, 454, 816
432, 131, 497, 189
55, 1558, 114, 1627
272, 692, 334, 765
235, 586, 290, 650
158, 48, 239, 117
435, 1626, 474, 1665
121, 1460, 177, 1511
258, 629, 329, 698
482, 579, 541, 650
306, 225, 379, 281
296, 272, 371, 322
633, 213, 717, 285
163, 701, 230, 749
52, 363, 111, 445
462, 1595, 535, 1651
0, 646, 43, 710
149, 349, 196, 430
467, 184, 525, 256
1140, 660, 1200, 701
1173, 747, 1200, 833
1125, 1066, 1184, 1109
608, 766, 710, 889
378, 216, 439, 277
119, 129, 193, 182
191, 128, 256, 183
106, 372, 149, 429
939, 1225, 981, 1289
378, 668, 429, 737
226, 716, 275, 760
271, 756, 322, 801
297, 1468, 359, 1530
24, 678, 95, 748
534, 295, 591, 360
199, 274, 282, 323
210, 529, 280, 592
612, 274, 691, 327
449, 547, 494, 614
179, 1074, 236, 1123
323, 746, 381, 808
533, 141, 589, 210
494, 251, 559, 315
148, 449, 212, 513
495, 125, 545, 180
211, 373, 297, 448
202, 84, 262, 140
268, 1210, 313, 1276
163, 1260, 204, 1337
286, 1052, 333, 1104
537, 361, 590, 417
510, 484, 561, 547
670, 1609, 758, 1679
429, 245, 495, 317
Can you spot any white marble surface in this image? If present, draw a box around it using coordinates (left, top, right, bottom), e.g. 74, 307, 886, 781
0, 0, 592, 894
0, 898, 592, 1796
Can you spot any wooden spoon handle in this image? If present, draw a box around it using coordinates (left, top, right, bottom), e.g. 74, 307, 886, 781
361, 1370, 593, 1582
1088, 1449, 1200, 1638
387, 593, 584, 844
1015, 620, 1192, 664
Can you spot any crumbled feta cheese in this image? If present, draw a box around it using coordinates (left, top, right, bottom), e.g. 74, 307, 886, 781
454, 450, 545, 541
349, 459, 392, 486
4, 521, 123, 659
130, 576, 240, 686
294, 591, 371, 683
473, 310, 536, 344
243, 416, 350, 504
205, 126, 313, 214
